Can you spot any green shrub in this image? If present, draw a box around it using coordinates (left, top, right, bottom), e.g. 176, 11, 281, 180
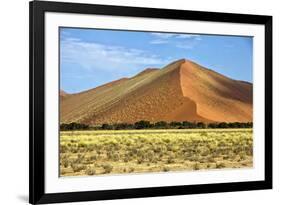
167, 156, 175, 164
163, 166, 170, 172
85, 167, 96, 175
62, 160, 69, 168
154, 121, 168, 128
137, 158, 144, 164
60, 169, 67, 175
60, 122, 89, 131
102, 164, 113, 174
216, 162, 226, 169
128, 167, 135, 173
71, 164, 86, 172
90, 154, 97, 161
134, 120, 151, 129
193, 162, 200, 170
60, 145, 68, 153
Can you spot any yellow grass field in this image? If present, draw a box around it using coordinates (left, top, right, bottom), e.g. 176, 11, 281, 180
60, 129, 253, 176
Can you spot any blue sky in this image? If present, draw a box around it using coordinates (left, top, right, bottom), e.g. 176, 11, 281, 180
60, 27, 253, 93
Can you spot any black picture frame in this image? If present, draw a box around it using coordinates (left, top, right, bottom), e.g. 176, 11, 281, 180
29, 0, 272, 204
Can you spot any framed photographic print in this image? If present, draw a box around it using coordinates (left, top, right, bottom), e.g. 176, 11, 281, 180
29, 0, 272, 204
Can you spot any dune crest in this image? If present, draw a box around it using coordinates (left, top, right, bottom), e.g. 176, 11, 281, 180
60, 59, 252, 124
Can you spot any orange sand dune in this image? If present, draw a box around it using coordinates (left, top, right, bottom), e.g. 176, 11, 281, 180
60, 90, 69, 101
179, 60, 252, 122
60, 59, 252, 125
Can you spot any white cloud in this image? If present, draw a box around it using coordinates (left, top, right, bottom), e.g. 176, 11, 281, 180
176, 44, 194, 50
151, 33, 201, 39
150, 39, 169, 44
150, 32, 202, 49
175, 34, 201, 39
150, 33, 178, 39
61, 37, 169, 72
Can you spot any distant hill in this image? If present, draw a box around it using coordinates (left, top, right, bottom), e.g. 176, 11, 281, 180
59, 90, 69, 101
60, 59, 252, 125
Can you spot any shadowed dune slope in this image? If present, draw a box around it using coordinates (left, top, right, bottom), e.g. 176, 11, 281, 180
179, 60, 252, 122
60, 59, 252, 125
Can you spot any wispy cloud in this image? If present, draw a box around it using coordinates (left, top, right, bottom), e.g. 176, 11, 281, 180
61, 37, 169, 72
150, 32, 202, 49
175, 34, 201, 40
150, 39, 169, 44
151, 33, 178, 39
175, 44, 194, 49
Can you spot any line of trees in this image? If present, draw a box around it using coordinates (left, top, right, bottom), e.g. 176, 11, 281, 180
60, 122, 89, 131
60, 121, 253, 131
